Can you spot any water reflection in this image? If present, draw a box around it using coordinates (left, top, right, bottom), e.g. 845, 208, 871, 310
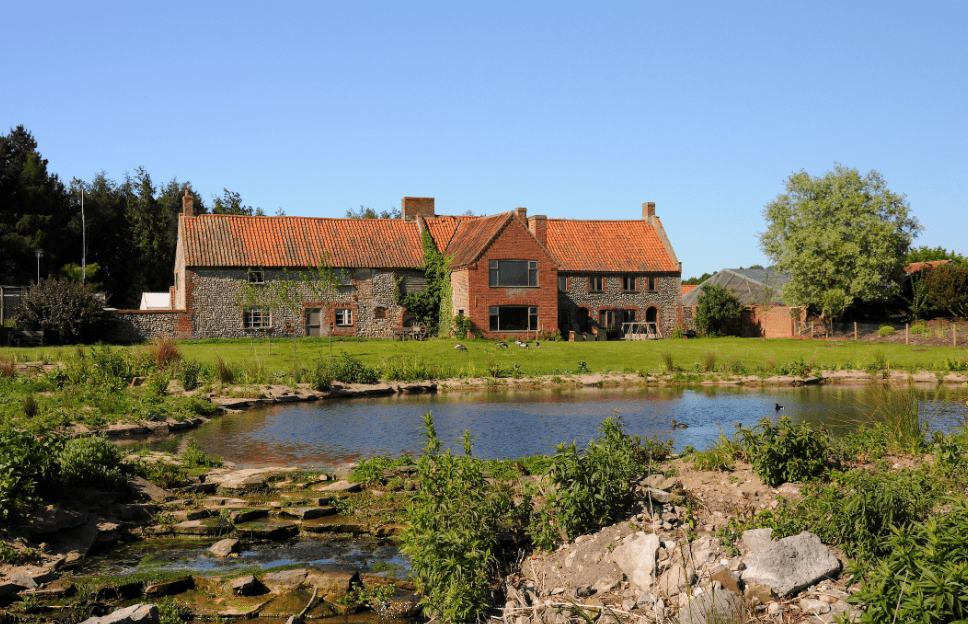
127, 384, 967, 469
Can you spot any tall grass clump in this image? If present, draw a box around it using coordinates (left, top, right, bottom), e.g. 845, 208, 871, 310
380, 357, 441, 382
531, 416, 642, 549
842, 386, 928, 457
402, 413, 510, 623
329, 352, 379, 384
215, 356, 235, 384
703, 350, 718, 372
0, 354, 14, 378
660, 351, 676, 372
149, 338, 181, 370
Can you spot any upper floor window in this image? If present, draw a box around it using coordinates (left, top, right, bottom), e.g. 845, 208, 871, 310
243, 307, 270, 329
648, 277, 658, 292
248, 269, 265, 284
374, 306, 386, 319
558, 276, 568, 292
489, 260, 538, 287
589, 276, 604, 292
335, 269, 352, 285
622, 276, 637, 292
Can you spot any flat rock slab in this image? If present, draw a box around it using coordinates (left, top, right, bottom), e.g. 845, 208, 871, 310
281, 506, 337, 519
80, 603, 159, 624
612, 531, 661, 593
740, 528, 774, 553
677, 586, 745, 624
209, 538, 241, 557
313, 480, 361, 493
234, 519, 299, 540
741, 531, 841, 597
306, 570, 362, 594
128, 476, 174, 502
144, 576, 194, 597
171, 518, 226, 537
262, 568, 308, 591
229, 508, 269, 523
13, 505, 89, 536
206, 467, 300, 491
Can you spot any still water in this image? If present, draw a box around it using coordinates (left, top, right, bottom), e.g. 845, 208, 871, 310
131, 384, 968, 468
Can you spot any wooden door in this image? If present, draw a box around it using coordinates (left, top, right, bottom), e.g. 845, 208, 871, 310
305, 308, 322, 337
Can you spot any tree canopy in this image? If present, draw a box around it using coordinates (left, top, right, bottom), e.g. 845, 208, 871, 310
759, 165, 920, 326
345, 205, 401, 219
695, 283, 743, 336
905, 245, 968, 268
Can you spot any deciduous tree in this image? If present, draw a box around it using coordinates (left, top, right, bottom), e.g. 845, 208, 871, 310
759, 165, 920, 329
695, 283, 743, 336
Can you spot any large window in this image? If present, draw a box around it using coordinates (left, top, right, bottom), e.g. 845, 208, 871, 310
489, 306, 539, 331
489, 260, 538, 287
243, 307, 270, 329
335, 309, 353, 326
622, 276, 637, 292
589, 276, 603, 292
621, 309, 637, 324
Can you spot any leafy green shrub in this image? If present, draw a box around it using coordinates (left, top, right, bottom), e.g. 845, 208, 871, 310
695, 284, 743, 336
925, 262, 968, 318
178, 359, 203, 391
329, 352, 379, 384
310, 357, 333, 391
576, 360, 589, 373
850, 497, 968, 622
451, 314, 473, 338
531, 416, 641, 549
878, 325, 896, 337
144, 370, 171, 397
744, 417, 832, 487
14, 278, 110, 344
351, 454, 415, 484
402, 413, 510, 623
910, 322, 928, 335
0, 427, 61, 520
692, 432, 738, 471
57, 436, 124, 491
179, 439, 222, 469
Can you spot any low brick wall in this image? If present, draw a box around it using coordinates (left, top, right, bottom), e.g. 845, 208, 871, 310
108, 310, 189, 343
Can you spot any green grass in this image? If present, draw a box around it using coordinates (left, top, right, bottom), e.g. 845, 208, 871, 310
1, 336, 966, 382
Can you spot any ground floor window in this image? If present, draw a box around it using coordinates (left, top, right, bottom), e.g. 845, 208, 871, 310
599, 309, 617, 329
243, 307, 270, 329
335, 308, 353, 326
621, 309, 637, 324
489, 306, 538, 331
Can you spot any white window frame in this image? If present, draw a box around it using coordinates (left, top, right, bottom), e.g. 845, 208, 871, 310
589, 275, 604, 292
335, 308, 353, 326
243, 307, 271, 329
247, 269, 265, 284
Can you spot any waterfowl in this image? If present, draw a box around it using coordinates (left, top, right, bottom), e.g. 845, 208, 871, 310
671, 419, 689, 429
495, 342, 508, 349
775, 403, 784, 412
455, 344, 467, 351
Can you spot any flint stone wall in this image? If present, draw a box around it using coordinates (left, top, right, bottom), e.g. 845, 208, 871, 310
108, 310, 187, 343
558, 274, 682, 335
187, 268, 420, 339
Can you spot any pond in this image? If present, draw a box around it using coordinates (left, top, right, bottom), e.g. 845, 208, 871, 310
128, 383, 968, 468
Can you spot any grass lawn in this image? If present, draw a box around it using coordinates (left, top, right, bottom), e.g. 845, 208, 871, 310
3, 336, 966, 379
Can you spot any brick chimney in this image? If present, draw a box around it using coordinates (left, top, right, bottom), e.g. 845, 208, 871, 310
528, 215, 547, 246
642, 202, 655, 225
402, 197, 435, 221
183, 189, 194, 217
515, 207, 527, 222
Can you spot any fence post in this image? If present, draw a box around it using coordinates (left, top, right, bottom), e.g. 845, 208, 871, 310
955, 324, 957, 347
906, 323, 909, 345
854, 322, 857, 341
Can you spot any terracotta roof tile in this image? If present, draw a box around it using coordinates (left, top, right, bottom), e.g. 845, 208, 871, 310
905, 260, 950, 273
443, 213, 513, 268
425, 215, 480, 251
546, 219, 678, 272
182, 215, 424, 268
682, 284, 698, 295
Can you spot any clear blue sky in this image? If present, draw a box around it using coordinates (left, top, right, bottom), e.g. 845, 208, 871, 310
4, 1, 965, 278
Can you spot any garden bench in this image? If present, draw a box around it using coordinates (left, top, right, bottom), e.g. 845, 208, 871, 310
6, 330, 44, 347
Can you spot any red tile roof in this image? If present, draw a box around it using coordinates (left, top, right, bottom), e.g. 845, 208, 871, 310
182, 215, 424, 268
905, 260, 950, 273
441, 213, 514, 268
682, 284, 698, 295
546, 219, 679, 272
425, 215, 480, 251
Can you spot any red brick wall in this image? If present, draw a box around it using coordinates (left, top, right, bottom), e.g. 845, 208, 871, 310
742, 305, 805, 338
462, 219, 558, 339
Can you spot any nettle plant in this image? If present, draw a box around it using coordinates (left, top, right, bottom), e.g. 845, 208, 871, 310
743, 416, 833, 487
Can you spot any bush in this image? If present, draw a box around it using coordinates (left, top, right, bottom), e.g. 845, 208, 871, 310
878, 325, 896, 336
850, 498, 968, 623
402, 413, 510, 623
57, 436, 124, 491
531, 416, 641, 549
149, 338, 181, 370
178, 359, 203, 391
925, 263, 968, 318
328, 351, 379, 384
179, 439, 222, 469
0, 427, 61, 520
14, 278, 110, 344
743, 417, 832, 487
695, 284, 743, 336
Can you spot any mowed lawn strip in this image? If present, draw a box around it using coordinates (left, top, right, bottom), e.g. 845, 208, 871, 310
3, 337, 965, 378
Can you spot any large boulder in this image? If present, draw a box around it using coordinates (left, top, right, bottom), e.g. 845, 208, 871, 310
611, 532, 661, 593
740, 532, 840, 597
677, 586, 745, 624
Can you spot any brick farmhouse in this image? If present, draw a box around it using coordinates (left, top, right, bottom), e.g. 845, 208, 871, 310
112, 194, 683, 341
